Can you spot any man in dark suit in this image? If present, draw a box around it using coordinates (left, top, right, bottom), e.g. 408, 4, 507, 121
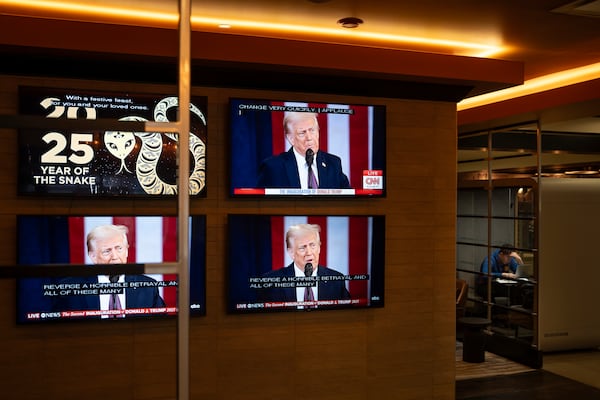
53, 224, 165, 317
260, 223, 351, 306
257, 112, 351, 189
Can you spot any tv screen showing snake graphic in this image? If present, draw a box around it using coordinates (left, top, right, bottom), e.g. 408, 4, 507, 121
18, 86, 207, 197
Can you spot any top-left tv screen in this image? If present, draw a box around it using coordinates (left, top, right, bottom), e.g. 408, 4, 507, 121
17, 86, 208, 197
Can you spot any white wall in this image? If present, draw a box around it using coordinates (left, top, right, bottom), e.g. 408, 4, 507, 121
539, 178, 600, 351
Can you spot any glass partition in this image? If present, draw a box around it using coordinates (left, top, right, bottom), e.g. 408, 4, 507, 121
458, 108, 600, 367
457, 125, 539, 352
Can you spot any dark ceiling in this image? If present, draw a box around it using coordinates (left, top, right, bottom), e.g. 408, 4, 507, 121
1, 0, 599, 83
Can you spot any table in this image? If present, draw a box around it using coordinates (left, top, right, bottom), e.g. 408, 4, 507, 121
458, 317, 491, 363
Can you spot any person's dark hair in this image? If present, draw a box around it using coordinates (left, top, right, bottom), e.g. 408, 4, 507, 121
499, 244, 513, 255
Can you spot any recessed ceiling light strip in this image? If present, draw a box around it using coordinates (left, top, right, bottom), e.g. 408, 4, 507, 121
0, 0, 504, 57
458, 62, 600, 110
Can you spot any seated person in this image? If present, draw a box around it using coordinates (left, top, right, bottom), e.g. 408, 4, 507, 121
476, 244, 523, 298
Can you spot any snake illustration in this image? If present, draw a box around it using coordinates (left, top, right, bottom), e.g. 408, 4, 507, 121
104, 128, 135, 174
103, 97, 206, 195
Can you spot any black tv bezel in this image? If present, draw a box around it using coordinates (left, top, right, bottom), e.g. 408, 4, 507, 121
226, 214, 385, 314
15, 214, 207, 324
17, 85, 208, 198
228, 97, 387, 198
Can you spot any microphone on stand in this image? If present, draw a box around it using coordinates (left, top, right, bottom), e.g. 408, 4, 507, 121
304, 262, 313, 277
305, 149, 318, 189
305, 148, 314, 167
303, 262, 315, 308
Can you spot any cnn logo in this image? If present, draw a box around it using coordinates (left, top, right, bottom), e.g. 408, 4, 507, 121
363, 175, 383, 189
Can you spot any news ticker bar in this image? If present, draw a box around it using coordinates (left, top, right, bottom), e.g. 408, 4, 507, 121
234, 188, 383, 195
0, 263, 179, 279
26, 306, 180, 321
236, 298, 369, 310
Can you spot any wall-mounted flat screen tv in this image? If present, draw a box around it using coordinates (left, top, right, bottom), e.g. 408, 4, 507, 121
18, 86, 207, 197
227, 215, 385, 313
230, 98, 386, 197
16, 215, 206, 323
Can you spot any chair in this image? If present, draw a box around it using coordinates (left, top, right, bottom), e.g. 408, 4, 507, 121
456, 279, 468, 318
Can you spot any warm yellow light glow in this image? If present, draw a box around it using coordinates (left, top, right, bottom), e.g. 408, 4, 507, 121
0, 0, 178, 24
191, 16, 504, 58
458, 62, 600, 110
0, 0, 505, 58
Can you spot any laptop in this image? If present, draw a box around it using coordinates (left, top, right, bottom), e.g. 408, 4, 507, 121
515, 264, 533, 280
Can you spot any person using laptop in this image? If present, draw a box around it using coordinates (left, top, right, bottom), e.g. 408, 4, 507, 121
476, 244, 524, 298
481, 244, 524, 279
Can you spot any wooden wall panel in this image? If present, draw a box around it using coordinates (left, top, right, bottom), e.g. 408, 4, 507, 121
0, 74, 457, 400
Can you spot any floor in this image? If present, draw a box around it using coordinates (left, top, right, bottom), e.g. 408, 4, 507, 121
543, 348, 600, 390
456, 370, 600, 400
455, 341, 533, 380
456, 343, 600, 399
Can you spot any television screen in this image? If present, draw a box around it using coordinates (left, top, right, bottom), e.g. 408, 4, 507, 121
18, 86, 207, 197
229, 98, 386, 197
227, 215, 385, 313
16, 215, 206, 323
